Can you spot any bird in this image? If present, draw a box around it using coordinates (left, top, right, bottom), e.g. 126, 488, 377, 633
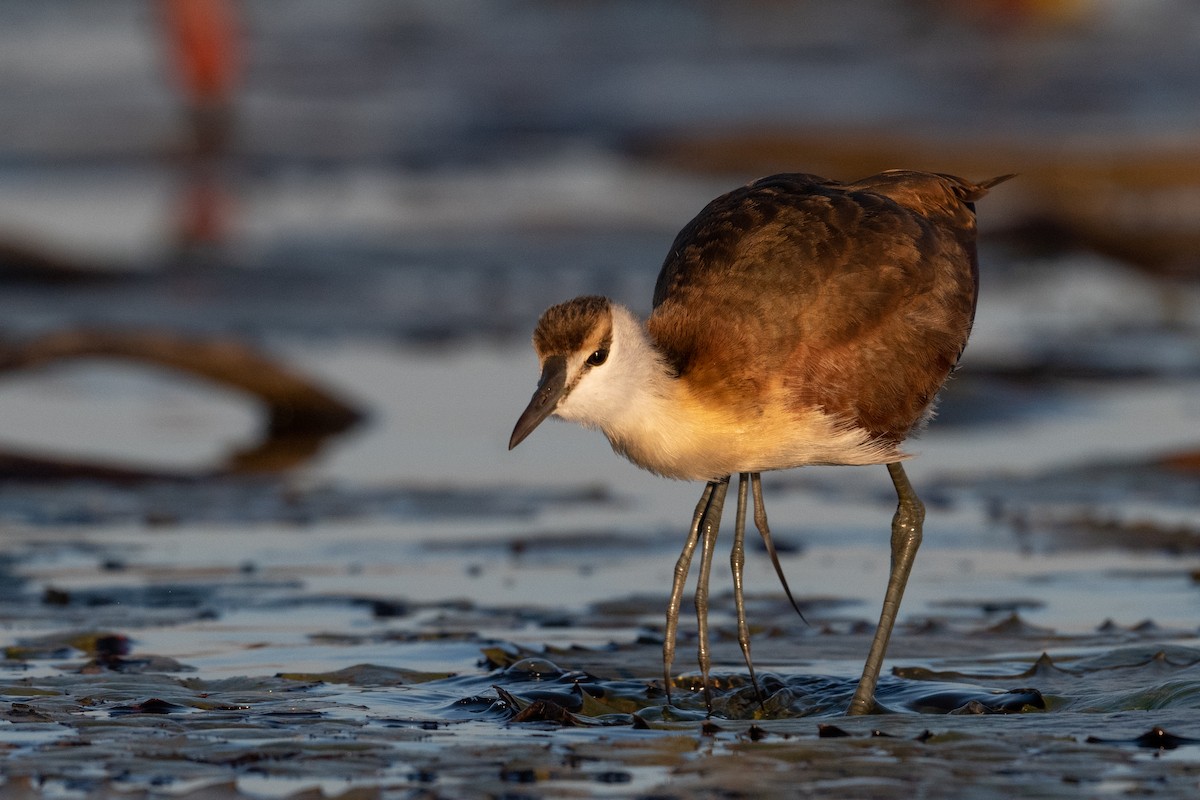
508, 169, 1012, 715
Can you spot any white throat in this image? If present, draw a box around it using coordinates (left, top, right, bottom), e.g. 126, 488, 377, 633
553, 304, 675, 437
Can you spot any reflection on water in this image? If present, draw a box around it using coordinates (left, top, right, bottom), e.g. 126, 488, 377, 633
0, 0, 1199, 797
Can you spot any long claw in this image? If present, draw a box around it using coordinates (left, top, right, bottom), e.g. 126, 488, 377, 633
694, 476, 730, 713
664, 481, 713, 705
750, 473, 807, 623
847, 462, 925, 715
731, 473, 763, 704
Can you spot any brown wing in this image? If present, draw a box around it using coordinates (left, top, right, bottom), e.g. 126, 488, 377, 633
647, 171, 999, 441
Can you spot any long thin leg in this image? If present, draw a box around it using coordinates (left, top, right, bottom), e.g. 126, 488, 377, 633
847, 461, 925, 716
750, 473, 806, 621
694, 476, 730, 712
730, 473, 763, 702
663, 481, 714, 705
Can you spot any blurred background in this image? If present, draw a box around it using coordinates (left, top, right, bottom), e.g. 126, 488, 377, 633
3, 0, 1198, 330
0, 0, 1197, 599
3, 3, 1200, 791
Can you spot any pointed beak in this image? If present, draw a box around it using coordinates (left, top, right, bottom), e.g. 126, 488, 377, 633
509, 356, 568, 450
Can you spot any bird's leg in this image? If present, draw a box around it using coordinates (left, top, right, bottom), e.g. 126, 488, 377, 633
694, 475, 730, 713
730, 473, 764, 703
847, 461, 925, 716
750, 473, 807, 621
663, 481, 714, 706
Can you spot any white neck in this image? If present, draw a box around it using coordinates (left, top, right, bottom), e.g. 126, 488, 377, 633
553, 304, 676, 435
554, 304, 740, 479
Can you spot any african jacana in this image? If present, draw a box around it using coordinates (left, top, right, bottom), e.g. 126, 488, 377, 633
509, 170, 1011, 715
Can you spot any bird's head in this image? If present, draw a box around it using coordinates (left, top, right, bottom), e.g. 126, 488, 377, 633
508, 295, 623, 449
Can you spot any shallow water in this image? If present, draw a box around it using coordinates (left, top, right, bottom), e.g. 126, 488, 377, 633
1, 342, 1198, 797
2, 1, 1200, 798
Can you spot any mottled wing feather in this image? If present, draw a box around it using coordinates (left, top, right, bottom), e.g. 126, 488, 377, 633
647, 171, 990, 441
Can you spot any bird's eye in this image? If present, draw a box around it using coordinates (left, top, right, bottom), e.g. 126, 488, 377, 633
586, 348, 609, 367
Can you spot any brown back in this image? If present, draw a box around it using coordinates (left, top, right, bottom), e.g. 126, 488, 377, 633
648, 171, 1004, 441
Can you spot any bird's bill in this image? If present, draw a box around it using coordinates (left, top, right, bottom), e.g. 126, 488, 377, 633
508, 355, 568, 450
